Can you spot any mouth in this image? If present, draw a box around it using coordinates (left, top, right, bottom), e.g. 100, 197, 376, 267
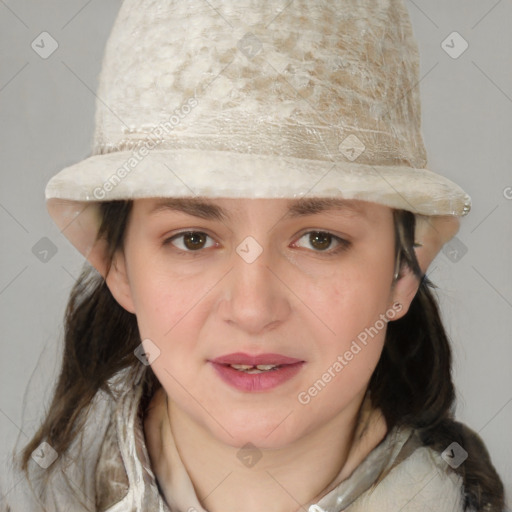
210, 352, 303, 367
208, 353, 305, 391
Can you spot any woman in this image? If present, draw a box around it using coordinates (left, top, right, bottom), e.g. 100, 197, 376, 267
5, 0, 505, 510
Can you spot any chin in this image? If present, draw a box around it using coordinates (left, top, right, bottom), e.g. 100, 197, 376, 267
205, 409, 305, 450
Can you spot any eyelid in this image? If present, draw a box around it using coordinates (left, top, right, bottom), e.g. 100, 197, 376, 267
163, 229, 351, 256
163, 230, 217, 253
292, 230, 351, 255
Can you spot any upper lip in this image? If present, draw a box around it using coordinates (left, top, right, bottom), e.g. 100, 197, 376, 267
210, 352, 303, 366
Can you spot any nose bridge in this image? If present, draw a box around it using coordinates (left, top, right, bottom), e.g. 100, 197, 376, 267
219, 235, 290, 334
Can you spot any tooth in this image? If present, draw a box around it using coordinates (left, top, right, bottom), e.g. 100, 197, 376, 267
230, 364, 253, 370
256, 364, 278, 370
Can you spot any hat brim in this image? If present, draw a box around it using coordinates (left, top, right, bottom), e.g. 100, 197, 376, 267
45, 148, 470, 271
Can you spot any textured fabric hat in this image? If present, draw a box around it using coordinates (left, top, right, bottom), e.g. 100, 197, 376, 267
45, 0, 471, 270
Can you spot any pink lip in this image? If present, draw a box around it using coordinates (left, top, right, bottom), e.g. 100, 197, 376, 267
209, 352, 305, 392
210, 352, 303, 366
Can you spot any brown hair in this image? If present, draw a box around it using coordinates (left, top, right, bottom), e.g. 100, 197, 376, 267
14, 200, 504, 511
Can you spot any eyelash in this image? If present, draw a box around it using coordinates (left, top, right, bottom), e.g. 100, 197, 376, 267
163, 230, 351, 257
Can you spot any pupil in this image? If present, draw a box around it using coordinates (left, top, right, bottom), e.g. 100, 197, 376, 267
310, 232, 331, 250
184, 232, 205, 250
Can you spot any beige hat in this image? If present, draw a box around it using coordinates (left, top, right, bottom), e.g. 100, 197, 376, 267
45, 0, 471, 272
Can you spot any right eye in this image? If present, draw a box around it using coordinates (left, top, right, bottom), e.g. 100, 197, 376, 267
163, 231, 216, 253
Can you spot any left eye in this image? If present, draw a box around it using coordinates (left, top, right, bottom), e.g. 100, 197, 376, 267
294, 231, 350, 253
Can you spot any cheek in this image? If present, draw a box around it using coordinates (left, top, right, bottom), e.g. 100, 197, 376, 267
297, 279, 389, 415
127, 264, 191, 340
128, 262, 218, 366
301, 263, 393, 345
294, 257, 392, 399
130, 276, 169, 336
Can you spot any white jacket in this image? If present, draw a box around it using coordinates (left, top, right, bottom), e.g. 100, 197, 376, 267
2, 366, 465, 511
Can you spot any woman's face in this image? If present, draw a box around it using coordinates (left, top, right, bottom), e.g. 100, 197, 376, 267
109, 197, 413, 448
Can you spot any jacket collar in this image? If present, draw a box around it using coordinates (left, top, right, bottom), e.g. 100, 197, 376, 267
98, 366, 420, 512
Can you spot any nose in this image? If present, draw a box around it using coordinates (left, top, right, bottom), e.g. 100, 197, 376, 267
217, 241, 292, 336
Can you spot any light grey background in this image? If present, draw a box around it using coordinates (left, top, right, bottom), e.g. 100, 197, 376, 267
1, 0, 511, 506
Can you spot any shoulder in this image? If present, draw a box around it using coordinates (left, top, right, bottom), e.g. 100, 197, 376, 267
420, 421, 505, 512
347, 431, 465, 512
347, 420, 506, 512
3, 369, 134, 512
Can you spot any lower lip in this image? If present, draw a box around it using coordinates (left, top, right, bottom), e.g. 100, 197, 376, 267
210, 362, 304, 392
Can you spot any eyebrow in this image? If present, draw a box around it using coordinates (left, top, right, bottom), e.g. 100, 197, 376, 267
148, 197, 367, 222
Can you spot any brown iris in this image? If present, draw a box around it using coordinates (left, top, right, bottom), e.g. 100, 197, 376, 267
178, 231, 335, 252
182, 232, 208, 250
308, 231, 333, 251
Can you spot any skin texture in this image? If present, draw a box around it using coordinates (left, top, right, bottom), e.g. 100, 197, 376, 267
106, 197, 423, 512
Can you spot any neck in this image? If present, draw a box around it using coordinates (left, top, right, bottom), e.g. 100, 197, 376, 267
146, 388, 387, 512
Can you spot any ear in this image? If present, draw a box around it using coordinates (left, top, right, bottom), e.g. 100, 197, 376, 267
388, 263, 421, 319
104, 249, 137, 314
86, 236, 110, 278
389, 214, 461, 319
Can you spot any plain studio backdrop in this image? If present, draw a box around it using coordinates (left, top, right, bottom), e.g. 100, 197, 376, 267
0, 0, 511, 506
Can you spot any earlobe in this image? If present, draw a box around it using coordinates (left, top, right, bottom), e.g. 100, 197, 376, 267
389, 264, 421, 319
105, 250, 136, 314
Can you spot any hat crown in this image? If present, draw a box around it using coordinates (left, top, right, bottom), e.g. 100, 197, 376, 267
93, 0, 427, 168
